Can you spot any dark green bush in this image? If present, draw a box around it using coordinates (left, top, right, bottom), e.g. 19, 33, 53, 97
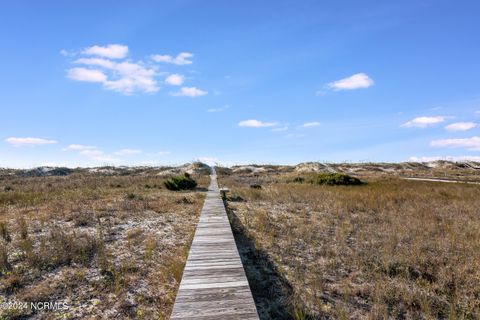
164, 173, 197, 191
296, 173, 363, 186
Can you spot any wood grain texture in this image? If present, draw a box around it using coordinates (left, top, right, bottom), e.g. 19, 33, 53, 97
170, 170, 259, 319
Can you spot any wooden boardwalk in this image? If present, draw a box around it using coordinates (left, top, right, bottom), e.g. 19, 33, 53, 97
170, 170, 259, 320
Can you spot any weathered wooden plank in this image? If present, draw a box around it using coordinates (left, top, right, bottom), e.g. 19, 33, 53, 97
170, 169, 259, 320
171, 300, 257, 318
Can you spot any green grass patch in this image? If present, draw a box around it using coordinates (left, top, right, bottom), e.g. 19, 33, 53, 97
164, 173, 198, 191
294, 172, 363, 186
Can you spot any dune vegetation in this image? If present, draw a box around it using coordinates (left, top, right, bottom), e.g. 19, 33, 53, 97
218, 169, 480, 319
0, 167, 209, 319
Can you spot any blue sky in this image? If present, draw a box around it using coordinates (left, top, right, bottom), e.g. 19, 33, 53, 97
1, 0, 480, 167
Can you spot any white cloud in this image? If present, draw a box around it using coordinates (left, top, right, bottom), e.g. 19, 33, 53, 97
70, 59, 159, 94
151, 52, 193, 65
156, 151, 172, 156
238, 119, 277, 128
60, 49, 74, 57
409, 155, 480, 162
67, 68, 107, 83
401, 116, 446, 128
74, 57, 115, 69
171, 86, 207, 97
150, 55, 172, 63
5, 137, 57, 147
114, 149, 142, 156
327, 73, 374, 91
475, 110, 480, 115
430, 136, 480, 151
103, 61, 158, 94
174, 52, 193, 65
445, 122, 477, 132
62, 144, 96, 151
65, 46, 204, 95
83, 44, 128, 59
60, 144, 121, 163
165, 74, 184, 86
301, 121, 320, 128
271, 126, 289, 132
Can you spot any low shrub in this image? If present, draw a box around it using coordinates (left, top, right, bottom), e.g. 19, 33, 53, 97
1, 273, 22, 294
164, 173, 197, 191
0, 221, 11, 242
296, 173, 363, 186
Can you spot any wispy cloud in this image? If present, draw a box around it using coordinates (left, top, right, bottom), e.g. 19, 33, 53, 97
60, 49, 75, 57
5, 137, 57, 147
83, 44, 128, 59
63, 143, 120, 163
430, 136, 480, 151
156, 151, 172, 156
409, 155, 480, 162
151, 52, 193, 65
114, 149, 142, 156
301, 121, 320, 128
401, 116, 446, 128
171, 86, 207, 97
67, 68, 107, 83
62, 144, 96, 151
165, 74, 184, 86
445, 122, 477, 132
327, 73, 374, 91
238, 119, 277, 128
271, 126, 289, 132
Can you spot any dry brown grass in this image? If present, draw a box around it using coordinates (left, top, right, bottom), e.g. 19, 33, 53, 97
0, 169, 209, 319
219, 173, 480, 319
